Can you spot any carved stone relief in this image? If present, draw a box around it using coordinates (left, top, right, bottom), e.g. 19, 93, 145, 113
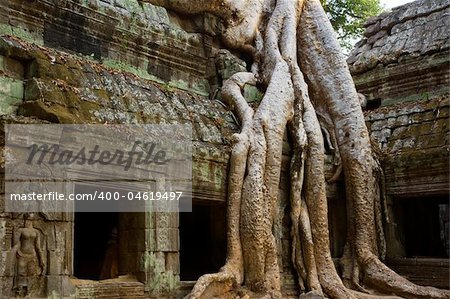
10, 213, 46, 298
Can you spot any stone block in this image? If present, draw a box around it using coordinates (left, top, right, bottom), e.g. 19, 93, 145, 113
433, 118, 449, 132
0, 56, 24, 79
45, 222, 68, 251
371, 120, 386, 131
394, 114, 410, 126
155, 212, 178, 228
71, 281, 96, 299
155, 228, 179, 252
61, 275, 76, 297
379, 128, 392, 143
165, 252, 179, 274
299, 291, 325, 298
138, 251, 165, 274
391, 126, 408, 139
137, 252, 147, 272
145, 228, 156, 251
243, 84, 263, 103
0, 219, 12, 251
154, 251, 165, 273
0, 94, 21, 115
46, 275, 74, 298
46, 275, 62, 296
0, 76, 23, 99
417, 133, 444, 148
48, 250, 65, 275
0, 251, 13, 277
0, 276, 14, 298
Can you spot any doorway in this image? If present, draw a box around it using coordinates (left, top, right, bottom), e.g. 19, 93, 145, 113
73, 184, 146, 281
179, 202, 226, 281
74, 212, 119, 280
394, 196, 449, 258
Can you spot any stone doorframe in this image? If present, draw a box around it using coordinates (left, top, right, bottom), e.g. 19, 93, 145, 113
48, 169, 181, 298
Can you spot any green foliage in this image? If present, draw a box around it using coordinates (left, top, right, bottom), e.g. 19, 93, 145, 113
320, 0, 383, 50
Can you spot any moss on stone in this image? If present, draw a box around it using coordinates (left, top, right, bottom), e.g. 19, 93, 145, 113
243, 84, 264, 103
0, 76, 23, 99
0, 24, 44, 45
102, 59, 209, 96
18, 101, 81, 123
143, 252, 179, 296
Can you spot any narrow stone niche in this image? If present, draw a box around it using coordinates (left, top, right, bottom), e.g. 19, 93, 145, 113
179, 201, 227, 281
394, 196, 449, 258
73, 184, 145, 281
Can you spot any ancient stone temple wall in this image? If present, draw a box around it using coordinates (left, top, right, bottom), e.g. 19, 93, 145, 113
348, 0, 449, 106
348, 0, 449, 289
0, 1, 238, 298
0, 0, 213, 95
0, 1, 301, 297
0, 0, 448, 297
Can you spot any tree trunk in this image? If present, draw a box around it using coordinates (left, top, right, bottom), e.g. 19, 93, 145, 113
141, 0, 450, 298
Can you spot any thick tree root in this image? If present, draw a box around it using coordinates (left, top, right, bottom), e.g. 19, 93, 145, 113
143, 1, 450, 299
297, 1, 450, 298
363, 257, 450, 299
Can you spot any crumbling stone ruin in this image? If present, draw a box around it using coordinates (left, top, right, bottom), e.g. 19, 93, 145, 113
347, 0, 449, 290
0, 0, 448, 298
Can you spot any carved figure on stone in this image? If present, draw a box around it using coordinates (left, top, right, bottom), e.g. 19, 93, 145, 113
10, 213, 45, 298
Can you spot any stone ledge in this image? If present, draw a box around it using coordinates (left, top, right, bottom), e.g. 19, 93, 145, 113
0, 35, 237, 201
0, 0, 210, 95
387, 258, 449, 289
349, 0, 450, 74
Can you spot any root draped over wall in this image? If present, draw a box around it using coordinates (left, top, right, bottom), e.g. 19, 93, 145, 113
142, 0, 450, 298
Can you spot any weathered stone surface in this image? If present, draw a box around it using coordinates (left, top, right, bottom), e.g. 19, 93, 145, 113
0, 0, 212, 95
165, 252, 180, 275
155, 228, 179, 252
0, 0, 447, 297
0, 28, 234, 297
0, 35, 237, 201
214, 49, 247, 82
388, 258, 450, 289
348, 0, 450, 107
365, 96, 449, 197
73, 277, 145, 299
299, 292, 325, 298
349, 3, 450, 289
0, 55, 24, 115
349, 0, 449, 73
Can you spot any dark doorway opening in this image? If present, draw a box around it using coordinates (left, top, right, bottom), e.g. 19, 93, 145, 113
179, 202, 226, 281
73, 183, 149, 281
394, 196, 449, 258
327, 185, 347, 258
74, 211, 119, 280
363, 98, 382, 111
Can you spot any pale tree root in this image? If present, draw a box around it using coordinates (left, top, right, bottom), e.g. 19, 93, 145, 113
190, 0, 299, 297
363, 257, 450, 299
144, 0, 450, 299
284, 2, 355, 295
186, 72, 256, 299
186, 272, 236, 299
291, 64, 357, 299
297, 0, 450, 298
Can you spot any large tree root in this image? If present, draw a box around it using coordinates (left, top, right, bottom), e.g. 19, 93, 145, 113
296, 1, 450, 298
142, 0, 450, 298
187, 72, 256, 299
